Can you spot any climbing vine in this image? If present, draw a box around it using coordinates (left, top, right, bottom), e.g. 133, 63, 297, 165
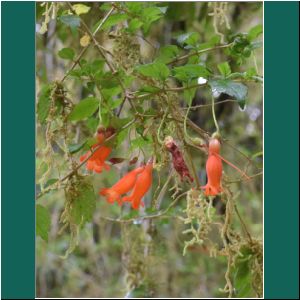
36, 2, 263, 298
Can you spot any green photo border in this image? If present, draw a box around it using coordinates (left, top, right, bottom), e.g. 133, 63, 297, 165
1, 1, 36, 299
264, 2, 299, 298
1, 1, 299, 299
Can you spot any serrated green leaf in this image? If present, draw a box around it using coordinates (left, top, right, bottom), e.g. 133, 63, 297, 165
72, 4, 90, 15
155, 45, 179, 64
101, 13, 128, 30
173, 64, 210, 82
70, 182, 96, 225
37, 84, 52, 124
58, 47, 75, 60
36, 204, 51, 242
59, 15, 81, 28
248, 24, 263, 41
217, 62, 231, 78
136, 62, 170, 81
69, 97, 99, 121
209, 80, 248, 109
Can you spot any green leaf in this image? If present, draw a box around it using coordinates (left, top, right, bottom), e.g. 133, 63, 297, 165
110, 116, 132, 129
197, 35, 221, 51
37, 161, 49, 179
58, 48, 75, 60
116, 127, 129, 147
69, 97, 99, 121
36, 204, 51, 242
127, 18, 143, 33
209, 80, 248, 109
70, 181, 96, 225
68, 141, 87, 154
101, 13, 128, 30
173, 64, 210, 82
86, 116, 99, 133
44, 178, 59, 189
248, 24, 263, 41
79, 59, 105, 77
97, 71, 120, 88
130, 136, 152, 150
217, 62, 231, 78
233, 252, 254, 298
137, 85, 161, 94
102, 86, 122, 100
99, 3, 112, 12
177, 32, 200, 48
142, 6, 166, 33
59, 15, 81, 28
125, 2, 143, 14
109, 98, 123, 109
37, 84, 52, 124
72, 4, 90, 15
183, 80, 198, 104
136, 62, 170, 81
155, 45, 179, 64
244, 67, 257, 79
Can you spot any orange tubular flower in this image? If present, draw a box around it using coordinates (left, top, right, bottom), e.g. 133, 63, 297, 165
80, 145, 112, 173
122, 160, 153, 210
79, 126, 116, 174
99, 166, 145, 205
201, 138, 223, 196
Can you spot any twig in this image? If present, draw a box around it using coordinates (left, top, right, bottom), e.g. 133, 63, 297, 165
167, 43, 233, 65
225, 171, 263, 184
61, 6, 115, 82
100, 191, 188, 223
234, 204, 253, 243
182, 99, 237, 110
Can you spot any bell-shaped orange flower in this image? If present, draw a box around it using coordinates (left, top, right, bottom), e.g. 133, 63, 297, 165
122, 160, 153, 210
80, 145, 112, 173
99, 166, 145, 205
201, 138, 223, 196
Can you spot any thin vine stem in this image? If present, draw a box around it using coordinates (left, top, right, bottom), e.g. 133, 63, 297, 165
211, 94, 220, 134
